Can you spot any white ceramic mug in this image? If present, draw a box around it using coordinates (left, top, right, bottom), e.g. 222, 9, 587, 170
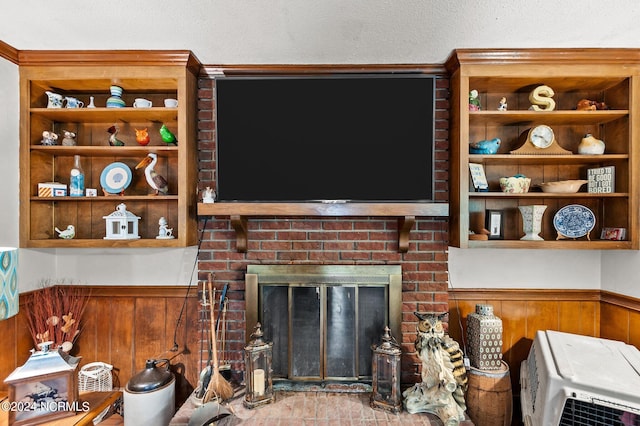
164, 98, 178, 108
133, 98, 153, 108
64, 97, 84, 108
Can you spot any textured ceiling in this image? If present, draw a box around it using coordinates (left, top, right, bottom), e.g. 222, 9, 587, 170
2, 0, 640, 65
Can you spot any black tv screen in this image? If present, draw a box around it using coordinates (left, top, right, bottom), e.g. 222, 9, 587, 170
215, 74, 435, 202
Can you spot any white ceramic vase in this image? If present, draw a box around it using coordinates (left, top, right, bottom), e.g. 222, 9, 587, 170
519, 205, 547, 241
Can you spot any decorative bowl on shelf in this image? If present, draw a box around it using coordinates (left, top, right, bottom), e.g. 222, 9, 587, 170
538, 179, 588, 193
499, 175, 531, 193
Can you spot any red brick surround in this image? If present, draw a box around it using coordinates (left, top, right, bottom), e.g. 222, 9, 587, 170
196, 74, 450, 385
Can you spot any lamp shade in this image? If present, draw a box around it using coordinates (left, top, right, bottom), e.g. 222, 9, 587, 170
0, 247, 18, 320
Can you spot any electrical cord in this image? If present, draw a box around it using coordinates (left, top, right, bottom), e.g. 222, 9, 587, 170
171, 216, 209, 352
437, 218, 469, 366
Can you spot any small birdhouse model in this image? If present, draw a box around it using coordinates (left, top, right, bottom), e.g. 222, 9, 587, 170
103, 203, 141, 240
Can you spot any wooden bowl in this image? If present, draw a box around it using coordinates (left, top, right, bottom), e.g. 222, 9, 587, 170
538, 179, 588, 193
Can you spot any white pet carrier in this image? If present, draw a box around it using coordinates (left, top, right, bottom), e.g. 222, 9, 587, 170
520, 330, 640, 426
78, 362, 113, 392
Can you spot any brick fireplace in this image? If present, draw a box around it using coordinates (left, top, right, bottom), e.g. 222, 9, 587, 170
195, 70, 450, 386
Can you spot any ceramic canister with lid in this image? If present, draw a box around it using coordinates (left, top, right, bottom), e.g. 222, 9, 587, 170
466, 304, 503, 370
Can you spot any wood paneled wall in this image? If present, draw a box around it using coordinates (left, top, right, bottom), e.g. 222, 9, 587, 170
2, 285, 639, 406
448, 288, 640, 397
0, 285, 201, 406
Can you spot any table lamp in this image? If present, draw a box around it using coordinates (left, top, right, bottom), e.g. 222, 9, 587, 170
0, 247, 18, 320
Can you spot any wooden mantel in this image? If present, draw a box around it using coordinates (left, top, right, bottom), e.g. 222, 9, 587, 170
197, 202, 449, 252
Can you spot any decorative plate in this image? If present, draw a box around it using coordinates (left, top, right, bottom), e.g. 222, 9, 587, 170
100, 162, 132, 194
553, 204, 596, 238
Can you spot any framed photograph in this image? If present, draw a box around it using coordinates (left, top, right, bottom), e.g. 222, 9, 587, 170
486, 209, 504, 239
469, 163, 489, 191
601, 227, 626, 241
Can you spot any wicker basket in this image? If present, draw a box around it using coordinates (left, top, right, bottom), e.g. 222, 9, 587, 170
78, 362, 113, 392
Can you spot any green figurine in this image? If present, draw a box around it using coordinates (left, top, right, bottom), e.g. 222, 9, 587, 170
159, 124, 178, 146
469, 89, 481, 111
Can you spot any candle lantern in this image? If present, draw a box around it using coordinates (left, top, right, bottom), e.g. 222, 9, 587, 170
371, 325, 402, 413
244, 322, 274, 409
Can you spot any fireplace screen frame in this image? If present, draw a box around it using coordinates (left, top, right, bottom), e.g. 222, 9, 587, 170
246, 265, 402, 381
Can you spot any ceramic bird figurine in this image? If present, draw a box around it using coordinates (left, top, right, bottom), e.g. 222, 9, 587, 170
578, 133, 605, 155
107, 125, 125, 146
55, 225, 75, 239
469, 137, 501, 155
159, 124, 177, 146
135, 152, 169, 195
135, 128, 150, 146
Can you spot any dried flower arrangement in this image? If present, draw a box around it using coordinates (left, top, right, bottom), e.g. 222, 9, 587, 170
25, 280, 90, 353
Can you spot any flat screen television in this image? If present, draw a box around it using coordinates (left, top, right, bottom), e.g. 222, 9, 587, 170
215, 74, 436, 202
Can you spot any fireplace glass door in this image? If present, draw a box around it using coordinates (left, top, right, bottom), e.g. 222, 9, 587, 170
261, 283, 385, 381
246, 264, 402, 382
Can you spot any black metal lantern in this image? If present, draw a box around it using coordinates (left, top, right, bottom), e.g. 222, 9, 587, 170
244, 322, 274, 409
371, 325, 402, 413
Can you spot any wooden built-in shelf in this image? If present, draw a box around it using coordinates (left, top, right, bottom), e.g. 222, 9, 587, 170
30, 107, 178, 122
20, 50, 200, 248
469, 154, 629, 165
30, 145, 178, 156
31, 195, 180, 201
447, 48, 640, 249
468, 192, 627, 198
197, 202, 449, 253
26, 238, 185, 248
469, 110, 628, 126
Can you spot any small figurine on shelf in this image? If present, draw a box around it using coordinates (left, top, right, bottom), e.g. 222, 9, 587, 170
41, 130, 58, 146
578, 133, 605, 155
106, 85, 125, 108
136, 153, 169, 195
202, 187, 216, 203
107, 125, 125, 146
497, 97, 507, 111
55, 224, 76, 239
529, 85, 556, 111
159, 124, 178, 146
86, 96, 96, 108
135, 128, 150, 146
469, 137, 501, 155
468, 89, 481, 111
576, 99, 609, 111
576, 99, 597, 111
156, 217, 175, 239
61, 130, 77, 146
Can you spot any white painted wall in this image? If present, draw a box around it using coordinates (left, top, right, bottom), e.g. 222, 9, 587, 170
1, 1, 639, 294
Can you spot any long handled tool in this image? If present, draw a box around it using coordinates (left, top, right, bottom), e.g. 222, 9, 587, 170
203, 274, 233, 402
194, 280, 211, 400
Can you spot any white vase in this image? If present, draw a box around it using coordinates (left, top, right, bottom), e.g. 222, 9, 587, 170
519, 205, 547, 240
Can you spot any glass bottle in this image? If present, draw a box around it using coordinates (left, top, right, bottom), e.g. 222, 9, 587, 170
69, 155, 85, 197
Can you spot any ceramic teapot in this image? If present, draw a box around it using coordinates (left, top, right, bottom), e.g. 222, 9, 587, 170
45, 91, 64, 108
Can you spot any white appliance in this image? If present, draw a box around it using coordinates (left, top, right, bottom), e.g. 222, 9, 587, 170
520, 330, 640, 426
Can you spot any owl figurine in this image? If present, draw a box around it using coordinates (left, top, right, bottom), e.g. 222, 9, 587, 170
403, 312, 468, 425
135, 128, 150, 146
